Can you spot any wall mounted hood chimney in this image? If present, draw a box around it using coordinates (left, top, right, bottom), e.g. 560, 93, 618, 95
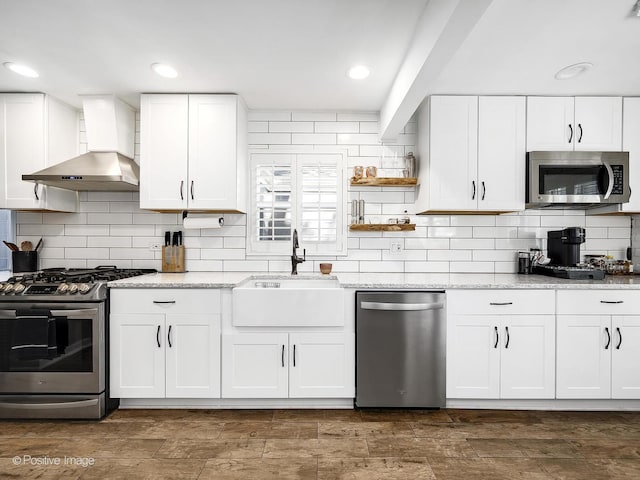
22, 95, 139, 191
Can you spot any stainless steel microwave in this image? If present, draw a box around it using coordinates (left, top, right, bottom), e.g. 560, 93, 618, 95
526, 151, 630, 208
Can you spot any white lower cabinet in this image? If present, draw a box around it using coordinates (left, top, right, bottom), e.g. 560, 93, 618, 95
110, 290, 221, 399
557, 292, 640, 399
222, 333, 355, 399
446, 290, 556, 400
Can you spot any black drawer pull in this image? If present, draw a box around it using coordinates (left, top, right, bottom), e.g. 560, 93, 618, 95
490, 302, 513, 306
600, 300, 623, 304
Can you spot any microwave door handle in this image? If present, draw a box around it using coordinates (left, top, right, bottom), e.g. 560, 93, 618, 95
603, 161, 614, 200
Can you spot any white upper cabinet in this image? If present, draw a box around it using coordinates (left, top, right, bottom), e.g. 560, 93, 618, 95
140, 94, 248, 212
416, 95, 525, 213
0, 93, 79, 211
478, 96, 526, 211
527, 97, 622, 151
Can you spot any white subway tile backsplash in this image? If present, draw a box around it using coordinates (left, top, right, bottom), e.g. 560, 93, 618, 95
337, 113, 378, 121
248, 111, 292, 121
292, 133, 336, 144
269, 122, 314, 133
13, 108, 630, 275
292, 112, 336, 121
314, 122, 358, 133
248, 133, 291, 144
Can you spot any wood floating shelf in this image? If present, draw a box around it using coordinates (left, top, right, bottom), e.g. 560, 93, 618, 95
349, 223, 416, 232
350, 177, 418, 186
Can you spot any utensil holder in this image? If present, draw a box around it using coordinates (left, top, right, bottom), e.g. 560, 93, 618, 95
12, 251, 38, 273
162, 246, 185, 273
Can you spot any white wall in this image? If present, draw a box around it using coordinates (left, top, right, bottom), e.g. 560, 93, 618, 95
15, 111, 631, 273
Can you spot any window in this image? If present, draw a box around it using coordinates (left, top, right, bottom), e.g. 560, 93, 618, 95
249, 152, 345, 255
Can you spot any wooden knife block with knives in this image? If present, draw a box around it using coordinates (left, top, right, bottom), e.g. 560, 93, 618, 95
162, 231, 185, 273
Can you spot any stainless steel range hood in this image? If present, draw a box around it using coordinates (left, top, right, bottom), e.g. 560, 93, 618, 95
22, 95, 139, 191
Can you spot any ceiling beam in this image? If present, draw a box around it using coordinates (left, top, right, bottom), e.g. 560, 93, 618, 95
379, 0, 493, 142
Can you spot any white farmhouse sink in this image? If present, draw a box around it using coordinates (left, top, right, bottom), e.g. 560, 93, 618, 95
232, 277, 344, 327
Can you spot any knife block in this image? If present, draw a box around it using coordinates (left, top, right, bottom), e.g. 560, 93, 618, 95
162, 246, 185, 273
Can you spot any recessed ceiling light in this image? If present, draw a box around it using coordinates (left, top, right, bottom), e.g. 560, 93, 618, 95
554, 62, 593, 80
151, 63, 178, 78
347, 65, 370, 80
3, 62, 39, 78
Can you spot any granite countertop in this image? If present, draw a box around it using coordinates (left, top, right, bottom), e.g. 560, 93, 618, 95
108, 271, 640, 289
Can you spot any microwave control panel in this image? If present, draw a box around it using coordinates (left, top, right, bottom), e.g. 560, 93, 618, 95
611, 165, 624, 195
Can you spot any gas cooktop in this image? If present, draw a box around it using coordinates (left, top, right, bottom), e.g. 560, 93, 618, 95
0, 266, 156, 301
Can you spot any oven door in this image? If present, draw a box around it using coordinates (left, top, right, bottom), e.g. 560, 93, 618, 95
0, 303, 105, 394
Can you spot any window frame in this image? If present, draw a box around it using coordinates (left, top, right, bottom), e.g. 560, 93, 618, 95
247, 150, 347, 256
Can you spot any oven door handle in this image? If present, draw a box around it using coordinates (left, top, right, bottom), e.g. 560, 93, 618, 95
603, 161, 615, 200
49, 308, 99, 318
0, 398, 99, 409
0, 310, 17, 318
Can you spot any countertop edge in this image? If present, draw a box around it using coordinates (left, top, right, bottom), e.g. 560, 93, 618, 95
107, 272, 640, 289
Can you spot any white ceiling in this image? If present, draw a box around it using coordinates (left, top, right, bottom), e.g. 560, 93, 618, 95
0, 0, 639, 112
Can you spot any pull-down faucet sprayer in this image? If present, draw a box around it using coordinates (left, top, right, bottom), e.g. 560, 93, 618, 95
291, 229, 305, 275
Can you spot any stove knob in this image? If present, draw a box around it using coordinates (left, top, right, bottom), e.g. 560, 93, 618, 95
68, 283, 79, 294
3, 284, 14, 293
57, 283, 70, 294
77, 283, 91, 294
12, 283, 25, 294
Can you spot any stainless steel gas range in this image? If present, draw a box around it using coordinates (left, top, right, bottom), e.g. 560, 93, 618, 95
0, 266, 154, 419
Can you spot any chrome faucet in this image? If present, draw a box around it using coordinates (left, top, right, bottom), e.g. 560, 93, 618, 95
291, 229, 305, 275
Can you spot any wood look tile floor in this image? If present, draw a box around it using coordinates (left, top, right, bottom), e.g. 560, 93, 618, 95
1, 408, 640, 479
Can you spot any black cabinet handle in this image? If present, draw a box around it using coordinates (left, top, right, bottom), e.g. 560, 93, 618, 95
505, 326, 510, 349
490, 302, 513, 306
293, 345, 296, 367
616, 327, 622, 350
190, 180, 194, 200
600, 300, 623, 304
481, 181, 486, 201
180, 180, 184, 200
153, 300, 176, 304
568, 124, 573, 143
605, 327, 611, 349
494, 326, 499, 349
472, 181, 476, 200
578, 123, 583, 143
156, 325, 161, 348
168, 325, 172, 348
281, 345, 285, 367
34, 184, 40, 201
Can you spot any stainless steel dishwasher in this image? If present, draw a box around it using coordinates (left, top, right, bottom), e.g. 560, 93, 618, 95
356, 291, 446, 408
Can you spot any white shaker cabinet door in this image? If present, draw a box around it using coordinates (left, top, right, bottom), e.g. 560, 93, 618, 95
477, 96, 526, 211
526, 96, 575, 151
556, 315, 611, 399
499, 315, 555, 399
446, 315, 500, 399
611, 316, 640, 399
139, 94, 189, 210
221, 333, 288, 398
428, 96, 478, 211
188, 95, 239, 210
165, 314, 221, 399
110, 314, 166, 398
573, 97, 622, 151
288, 333, 355, 398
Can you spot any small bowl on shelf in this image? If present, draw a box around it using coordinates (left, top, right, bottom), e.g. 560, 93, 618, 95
319, 263, 333, 275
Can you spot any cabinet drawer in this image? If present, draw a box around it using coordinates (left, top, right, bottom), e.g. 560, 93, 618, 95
447, 289, 555, 315
110, 289, 221, 314
557, 290, 640, 315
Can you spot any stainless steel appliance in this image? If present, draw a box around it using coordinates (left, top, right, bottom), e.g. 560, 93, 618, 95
526, 151, 630, 208
356, 291, 445, 408
0, 266, 154, 419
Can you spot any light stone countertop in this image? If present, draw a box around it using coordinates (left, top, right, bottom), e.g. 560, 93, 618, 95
107, 271, 640, 290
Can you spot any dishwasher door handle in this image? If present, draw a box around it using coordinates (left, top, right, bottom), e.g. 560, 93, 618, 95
360, 301, 444, 311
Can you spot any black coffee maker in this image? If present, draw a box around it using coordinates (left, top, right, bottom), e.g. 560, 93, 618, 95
547, 227, 585, 266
